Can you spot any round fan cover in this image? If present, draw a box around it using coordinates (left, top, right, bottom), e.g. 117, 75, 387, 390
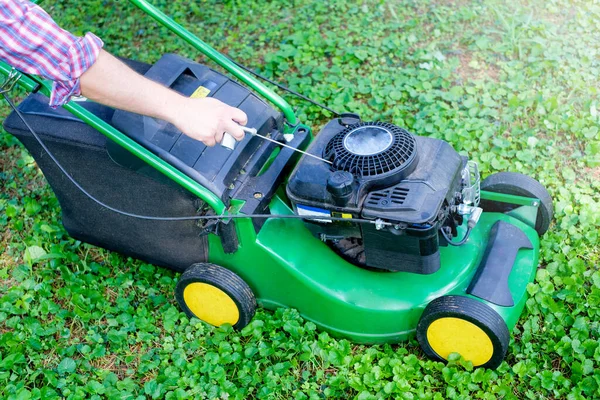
323, 122, 418, 187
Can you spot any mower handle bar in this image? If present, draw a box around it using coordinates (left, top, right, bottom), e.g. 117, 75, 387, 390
1, 0, 308, 214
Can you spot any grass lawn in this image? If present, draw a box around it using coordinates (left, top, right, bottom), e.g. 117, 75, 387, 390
1, 0, 599, 398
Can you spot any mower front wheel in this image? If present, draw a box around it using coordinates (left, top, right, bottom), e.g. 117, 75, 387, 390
175, 263, 256, 330
416, 296, 509, 369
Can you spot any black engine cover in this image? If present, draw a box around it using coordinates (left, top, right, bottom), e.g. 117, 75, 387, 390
286, 118, 466, 273
287, 119, 465, 224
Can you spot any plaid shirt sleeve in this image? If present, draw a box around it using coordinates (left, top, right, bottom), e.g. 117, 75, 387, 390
0, 0, 103, 107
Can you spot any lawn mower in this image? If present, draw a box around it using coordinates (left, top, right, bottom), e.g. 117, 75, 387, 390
0, 0, 553, 369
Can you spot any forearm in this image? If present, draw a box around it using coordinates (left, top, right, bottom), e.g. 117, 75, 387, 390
79, 50, 184, 124
1, 0, 247, 146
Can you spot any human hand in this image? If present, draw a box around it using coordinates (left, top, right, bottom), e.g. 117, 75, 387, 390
79, 51, 248, 147
169, 97, 248, 147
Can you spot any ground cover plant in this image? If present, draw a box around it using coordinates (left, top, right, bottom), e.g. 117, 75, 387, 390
1, 0, 599, 398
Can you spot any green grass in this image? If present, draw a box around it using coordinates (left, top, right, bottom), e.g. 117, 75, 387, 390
1, 0, 599, 398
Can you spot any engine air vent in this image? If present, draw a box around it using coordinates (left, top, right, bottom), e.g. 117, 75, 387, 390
391, 186, 410, 204
365, 190, 389, 206
365, 186, 411, 207
323, 122, 418, 188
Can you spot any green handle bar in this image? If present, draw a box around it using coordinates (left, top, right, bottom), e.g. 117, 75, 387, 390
1, 0, 304, 213
128, 0, 298, 126
0, 62, 227, 214
1, 0, 301, 213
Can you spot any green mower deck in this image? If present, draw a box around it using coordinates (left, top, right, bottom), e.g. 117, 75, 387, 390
208, 195, 540, 343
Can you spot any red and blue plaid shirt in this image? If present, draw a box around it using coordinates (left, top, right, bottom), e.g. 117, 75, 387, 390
0, 0, 103, 107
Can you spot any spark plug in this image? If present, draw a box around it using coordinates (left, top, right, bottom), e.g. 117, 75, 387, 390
467, 207, 483, 229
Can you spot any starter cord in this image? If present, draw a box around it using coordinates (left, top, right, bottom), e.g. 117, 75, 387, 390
2, 92, 388, 226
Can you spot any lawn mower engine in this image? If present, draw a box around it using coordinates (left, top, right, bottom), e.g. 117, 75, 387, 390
287, 118, 481, 274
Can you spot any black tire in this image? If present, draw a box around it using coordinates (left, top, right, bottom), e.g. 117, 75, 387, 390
416, 296, 510, 369
480, 172, 553, 236
175, 263, 256, 330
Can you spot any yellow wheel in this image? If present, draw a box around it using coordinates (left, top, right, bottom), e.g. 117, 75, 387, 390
416, 296, 510, 369
175, 263, 256, 329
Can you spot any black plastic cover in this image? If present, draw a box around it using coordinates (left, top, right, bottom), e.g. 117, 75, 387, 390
287, 119, 465, 225
111, 53, 283, 199
287, 118, 465, 274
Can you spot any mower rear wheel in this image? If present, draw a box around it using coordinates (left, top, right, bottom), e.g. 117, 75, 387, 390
480, 172, 553, 236
175, 263, 256, 330
416, 296, 509, 369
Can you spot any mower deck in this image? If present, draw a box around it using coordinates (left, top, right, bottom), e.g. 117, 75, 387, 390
208, 195, 540, 343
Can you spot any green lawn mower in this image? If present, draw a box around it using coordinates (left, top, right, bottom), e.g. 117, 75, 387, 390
1, 0, 553, 369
